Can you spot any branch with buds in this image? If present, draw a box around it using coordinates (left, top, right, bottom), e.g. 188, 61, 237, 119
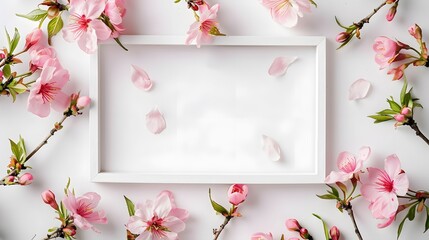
0, 93, 90, 186
335, 0, 400, 49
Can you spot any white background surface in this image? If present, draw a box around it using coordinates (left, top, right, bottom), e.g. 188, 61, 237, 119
1, 0, 429, 239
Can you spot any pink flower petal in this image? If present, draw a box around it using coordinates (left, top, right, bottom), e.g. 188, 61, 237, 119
146, 108, 166, 134
349, 79, 371, 100
131, 65, 153, 91
262, 135, 281, 161
357, 146, 371, 162
268, 56, 297, 77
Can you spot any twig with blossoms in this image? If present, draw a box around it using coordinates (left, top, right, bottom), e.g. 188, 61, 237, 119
174, 0, 225, 48
0, 93, 90, 186
372, 24, 428, 80
209, 184, 248, 240
124, 191, 189, 240
335, 0, 400, 49
17, 0, 128, 54
40, 178, 107, 240
369, 79, 429, 146
0, 28, 43, 101
318, 147, 371, 240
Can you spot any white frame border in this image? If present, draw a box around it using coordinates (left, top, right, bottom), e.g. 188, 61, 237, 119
90, 35, 326, 184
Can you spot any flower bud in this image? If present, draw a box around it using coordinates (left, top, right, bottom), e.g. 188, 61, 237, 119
330, 226, 341, 240
77, 96, 91, 109
24, 28, 42, 51
42, 190, 59, 210
336, 32, 350, 43
409, 24, 422, 41
386, 6, 397, 22
401, 107, 411, 117
63, 225, 77, 236
418, 200, 425, 213
394, 114, 405, 123
47, 6, 60, 19
299, 228, 310, 238
227, 184, 248, 206
5, 175, 15, 185
0, 71, 3, 79
285, 219, 301, 231
18, 173, 33, 185
0, 53, 5, 59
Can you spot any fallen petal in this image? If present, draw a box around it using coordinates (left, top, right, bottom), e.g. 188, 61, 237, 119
262, 135, 281, 161
131, 64, 153, 91
349, 79, 371, 100
268, 57, 298, 77
146, 108, 166, 134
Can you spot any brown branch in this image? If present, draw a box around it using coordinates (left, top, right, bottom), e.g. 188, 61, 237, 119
42, 228, 62, 240
213, 216, 232, 240
344, 203, 364, 240
354, 1, 388, 29
405, 118, 429, 146
0, 113, 71, 185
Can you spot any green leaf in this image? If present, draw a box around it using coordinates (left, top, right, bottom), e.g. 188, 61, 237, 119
9, 28, 20, 54
9, 88, 17, 102
377, 109, 397, 115
327, 184, 339, 198
397, 215, 407, 239
309, 0, 317, 7
368, 115, 394, 123
316, 194, 338, 200
47, 16, 64, 45
208, 188, 229, 216
335, 16, 349, 29
313, 214, 330, 240
414, 103, 423, 109
9, 139, 20, 160
388, 99, 401, 112
3, 64, 11, 79
5, 28, 11, 50
16, 9, 48, 21
424, 206, 429, 233
400, 78, 408, 106
403, 93, 411, 109
48, 227, 57, 233
9, 83, 27, 94
174, 0, 181, 3
407, 204, 417, 221
124, 196, 135, 216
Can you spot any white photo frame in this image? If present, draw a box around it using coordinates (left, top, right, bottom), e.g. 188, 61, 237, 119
90, 35, 326, 184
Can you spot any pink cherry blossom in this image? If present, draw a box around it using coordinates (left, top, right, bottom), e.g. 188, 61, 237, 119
126, 191, 189, 240
325, 146, 371, 184
63, 191, 108, 232
27, 58, 70, 118
251, 232, 273, 240
104, 0, 126, 38
373, 36, 400, 69
63, 0, 112, 54
29, 47, 56, 72
186, 4, 221, 48
361, 154, 409, 222
261, 0, 311, 28
228, 184, 249, 205
25, 28, 42, 51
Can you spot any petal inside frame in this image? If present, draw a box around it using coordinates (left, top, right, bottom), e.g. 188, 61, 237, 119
349, 78, 371, 100
262, 135, 281, 161
131, 64, 153, 91
146, 108, 166, 134
268, 56, 298, 77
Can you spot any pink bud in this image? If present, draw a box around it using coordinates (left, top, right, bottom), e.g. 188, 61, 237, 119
386, 6, 396, 22
0, 53, 5, 59
336, 32, 350, 43
18, 173, 33, 185
409, 24, 422, 40
227, 184, 248, 205
63, 226, 76, 236
25, 28, 42, 51
0, 71, 3, 79
5, 175, 15, 185
77, 96, 91, 109
330, 226, 340, 240
401, 107, 411, 116
299, 228, 309, 238
41, 190, 59, 210
394, 114, 406, 122
285, 219, 301, 231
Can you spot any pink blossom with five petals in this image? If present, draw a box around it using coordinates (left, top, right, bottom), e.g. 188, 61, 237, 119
325, 146, 371, 184
27, 58, 70, 117
63, 0, 112, 54
361, 154, 409, 226
186, 4, 221, 48
261, 0, 312, 28
126, 191, 189, 240
63, 191, 108, 232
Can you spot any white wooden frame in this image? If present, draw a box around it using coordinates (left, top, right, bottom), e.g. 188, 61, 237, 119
90, 35, 326, 184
